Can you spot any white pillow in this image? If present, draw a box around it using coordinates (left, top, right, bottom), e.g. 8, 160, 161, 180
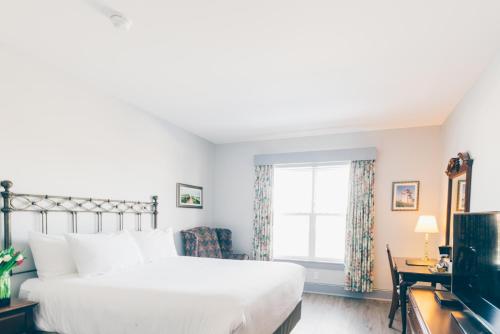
64, 231, 144, 277
130, 228, 178, 262
28, 232, 77, 280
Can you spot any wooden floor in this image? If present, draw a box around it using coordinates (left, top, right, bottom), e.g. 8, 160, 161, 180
291, 293, 402, 334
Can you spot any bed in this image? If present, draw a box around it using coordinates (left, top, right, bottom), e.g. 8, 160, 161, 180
1, 180, 305, 334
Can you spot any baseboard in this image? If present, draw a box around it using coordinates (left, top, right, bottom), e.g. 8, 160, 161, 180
304, 282, 392, 301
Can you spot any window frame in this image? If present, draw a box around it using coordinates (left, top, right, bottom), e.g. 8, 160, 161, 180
272, 161, 350, 264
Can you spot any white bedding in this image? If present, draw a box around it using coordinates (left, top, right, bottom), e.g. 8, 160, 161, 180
19, 256, 305, 334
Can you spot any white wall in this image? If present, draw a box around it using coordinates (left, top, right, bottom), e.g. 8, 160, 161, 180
0, 47, 215, 252
442, 50, 500, 212
214, 126, 443, 291
8, 39, 500, 295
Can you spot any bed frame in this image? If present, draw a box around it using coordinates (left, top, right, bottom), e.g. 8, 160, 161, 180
273, 300, 302, 334
0, 180, 158, 275
0, 179, 301, 334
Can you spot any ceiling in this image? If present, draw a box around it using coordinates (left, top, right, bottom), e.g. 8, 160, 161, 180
2, 1, 500, 143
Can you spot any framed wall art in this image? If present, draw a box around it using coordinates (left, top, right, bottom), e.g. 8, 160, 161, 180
392, 181, 420, 211
176, 183, 203, 209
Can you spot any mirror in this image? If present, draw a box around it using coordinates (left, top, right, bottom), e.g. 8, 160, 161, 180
445, 152, 473, 245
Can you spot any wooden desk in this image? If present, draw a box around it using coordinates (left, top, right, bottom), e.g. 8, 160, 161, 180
394, 257, 452, 334
408, 287, 461, 334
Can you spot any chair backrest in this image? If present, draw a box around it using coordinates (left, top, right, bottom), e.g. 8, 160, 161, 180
386, 244, 399, 288
215, 228, 233, 259
181, 226, 223, 258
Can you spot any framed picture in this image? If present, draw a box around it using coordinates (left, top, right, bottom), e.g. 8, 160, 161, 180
176, 183, 203, 209
392, 181, 420, 211
456, 180, 466, 212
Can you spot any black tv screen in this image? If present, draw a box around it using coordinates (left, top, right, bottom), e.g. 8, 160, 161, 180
453, 212, 500, 333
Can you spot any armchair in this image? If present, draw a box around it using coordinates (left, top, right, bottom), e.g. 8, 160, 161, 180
181, 226, 249, 260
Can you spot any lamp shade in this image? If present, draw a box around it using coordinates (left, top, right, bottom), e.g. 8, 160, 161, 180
415, 215, 439, 233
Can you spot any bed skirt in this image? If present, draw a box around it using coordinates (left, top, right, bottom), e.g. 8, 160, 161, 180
273, 300, 302, 334
37, 301, 302, 334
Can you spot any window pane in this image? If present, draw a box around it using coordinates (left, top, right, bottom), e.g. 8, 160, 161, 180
274, 167, 312, 213
273, 215, 309, 258
314, 165, 350, 214
315, 215, 346, 260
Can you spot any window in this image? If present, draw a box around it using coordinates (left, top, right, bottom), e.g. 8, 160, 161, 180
273, 163, 350, 263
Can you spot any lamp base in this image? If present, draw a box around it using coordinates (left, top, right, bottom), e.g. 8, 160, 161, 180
405, 258, 435, 266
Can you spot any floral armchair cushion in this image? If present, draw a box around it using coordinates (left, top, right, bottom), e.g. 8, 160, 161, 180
181, 227, 249, 260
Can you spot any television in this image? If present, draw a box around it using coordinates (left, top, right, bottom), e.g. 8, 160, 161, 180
453, 212, 500, 333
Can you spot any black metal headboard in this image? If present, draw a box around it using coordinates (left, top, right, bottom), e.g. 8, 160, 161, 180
0, 180, 159, 250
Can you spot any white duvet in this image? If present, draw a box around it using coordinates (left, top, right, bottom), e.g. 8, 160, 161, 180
19, 257, 305, 334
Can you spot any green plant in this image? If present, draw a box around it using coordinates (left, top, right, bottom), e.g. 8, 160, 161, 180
0, 247, 24, 276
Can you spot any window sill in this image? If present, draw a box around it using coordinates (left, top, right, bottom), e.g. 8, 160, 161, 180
273, 258, 345, 270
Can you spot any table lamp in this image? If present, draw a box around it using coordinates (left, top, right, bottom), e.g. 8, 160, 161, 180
415, 215, 439, 261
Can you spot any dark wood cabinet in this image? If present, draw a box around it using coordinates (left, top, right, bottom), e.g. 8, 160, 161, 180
0, 299, 38, 334
408, 287, 462, 334
394, 258, 452, 334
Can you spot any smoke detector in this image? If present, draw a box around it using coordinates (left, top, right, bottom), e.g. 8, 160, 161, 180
109, 13, 132, 30
84, 0, 133, 31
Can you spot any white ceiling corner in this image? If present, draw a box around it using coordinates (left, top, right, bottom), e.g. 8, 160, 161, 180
2, 0, 500, 143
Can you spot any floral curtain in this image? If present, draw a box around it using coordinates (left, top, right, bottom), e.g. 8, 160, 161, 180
252, 165, 274, 261
345, 160, 375, 293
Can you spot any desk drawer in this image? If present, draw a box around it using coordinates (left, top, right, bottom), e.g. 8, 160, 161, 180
408, 303, 424, 334
408, 290, 432, 334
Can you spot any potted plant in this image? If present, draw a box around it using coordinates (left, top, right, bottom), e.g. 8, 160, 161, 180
0, 247, 24, 307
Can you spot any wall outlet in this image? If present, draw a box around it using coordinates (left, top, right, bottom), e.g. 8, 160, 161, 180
312, 271, 320, 280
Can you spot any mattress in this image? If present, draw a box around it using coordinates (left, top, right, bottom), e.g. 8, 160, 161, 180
19, 256, 305, 334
